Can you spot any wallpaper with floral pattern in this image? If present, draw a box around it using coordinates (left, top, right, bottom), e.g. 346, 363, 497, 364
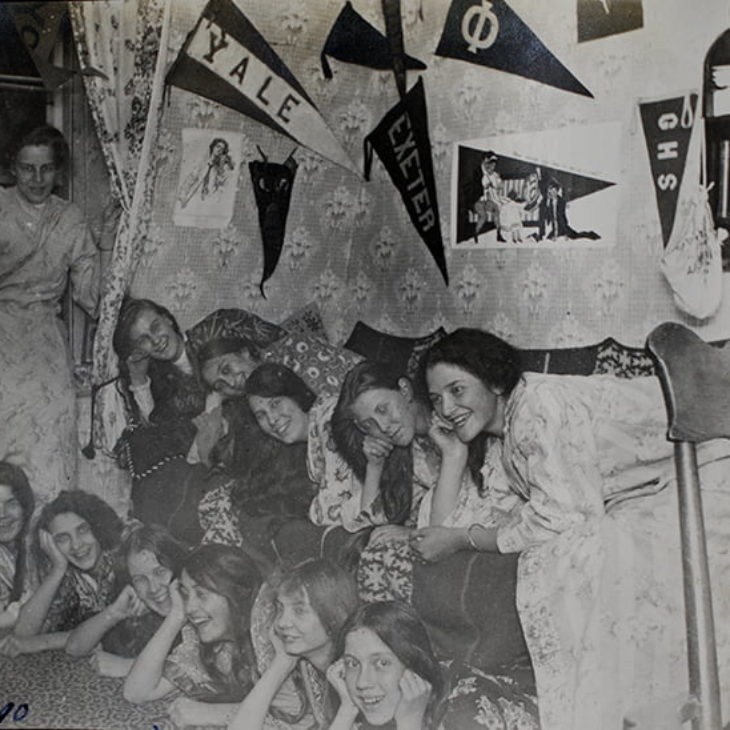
128, 0, 730, 349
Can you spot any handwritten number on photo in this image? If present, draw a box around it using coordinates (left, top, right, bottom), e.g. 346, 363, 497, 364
0, 702, 29, 724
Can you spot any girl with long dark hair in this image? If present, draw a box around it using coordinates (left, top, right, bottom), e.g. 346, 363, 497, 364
328, 601, 538, 730
228, 558, 359, 730
0, 462, 34, 629
124, 543, 261, 728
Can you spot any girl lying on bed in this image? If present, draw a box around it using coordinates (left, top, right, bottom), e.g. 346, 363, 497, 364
408, 327, 730, 730
0, 462, 34, 631
198, 362, 369, 551
194, 342, 315, 553
330, 360, 451, 546
327, 600, 538, 730
228, 557, 359, 730
64, 523, 189, 677
123, 543, 261, 729
3, 490, 123, 656
242, 363, 382, 533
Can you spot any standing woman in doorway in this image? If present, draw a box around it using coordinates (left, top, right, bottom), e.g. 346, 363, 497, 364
0, 125, 101, 504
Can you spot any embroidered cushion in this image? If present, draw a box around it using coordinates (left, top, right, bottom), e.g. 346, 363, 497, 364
261, 332, 362, 397
592, 337, 655, 378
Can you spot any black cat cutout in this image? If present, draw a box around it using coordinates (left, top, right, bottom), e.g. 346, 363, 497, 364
249, 151, 298, 296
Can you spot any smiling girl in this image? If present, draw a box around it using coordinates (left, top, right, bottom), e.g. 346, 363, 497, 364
0, 462, 34, 630
124, 543, 260, 728
243, 364, 369, 533
8, 490, 123, 655
228, 558, 358, 730
64, 523, 189, 676
328, 601, 538, 730
330, 362, 442, 545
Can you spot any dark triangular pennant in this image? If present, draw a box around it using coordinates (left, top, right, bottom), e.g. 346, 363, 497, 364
639, 93, 697, 247
435, 0, 592, 97
364, 78, 448, 284
455, 146, 615, 244
166, 0, 358, 174
577, 0, 643, 43
250, 153, 298, 296
320, 1, 426, 80
7, 2, 73, 91
382, 0, 407, 98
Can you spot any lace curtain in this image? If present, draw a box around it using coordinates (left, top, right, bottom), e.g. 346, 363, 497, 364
69, 0, 172, 452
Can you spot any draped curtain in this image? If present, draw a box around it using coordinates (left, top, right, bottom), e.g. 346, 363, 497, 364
69, 0, 172, 452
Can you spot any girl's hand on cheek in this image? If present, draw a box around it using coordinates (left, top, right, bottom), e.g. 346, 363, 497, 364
394, 669, 431, 728
362, 434, 393, 467
326, 658, 357, 711
268, 625, 297, 673
428, 413, 468, 463
167, 579, 186, 625
39, 529, 68, 575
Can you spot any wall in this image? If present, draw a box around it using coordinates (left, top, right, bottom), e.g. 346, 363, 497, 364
130, 0, 730, 349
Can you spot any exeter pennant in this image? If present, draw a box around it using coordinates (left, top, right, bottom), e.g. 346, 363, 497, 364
435, 0, 592, 97
166, 0, 358, 175
364, 78, 448, 284
639, 93, 698, 247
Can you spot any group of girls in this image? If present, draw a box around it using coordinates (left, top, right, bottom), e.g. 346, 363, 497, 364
107, 295, 730, 729
3, 288, 730, 729
0, 458, 537, 729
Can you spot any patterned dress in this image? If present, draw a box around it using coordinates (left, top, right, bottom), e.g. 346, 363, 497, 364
0, 186, 99, 505
307, 397, 433, 531
43, 550, 118, 632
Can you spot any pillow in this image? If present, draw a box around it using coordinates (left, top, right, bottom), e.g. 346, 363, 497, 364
186, 308, 286, 358
261, 332, 363, 397
592, 338, 655, 378
344, 321, 447, 380
278, 301, 329, 342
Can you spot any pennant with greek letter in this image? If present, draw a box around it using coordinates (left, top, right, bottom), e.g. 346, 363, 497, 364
639, 94, 698, 247
364, 78, 448, 284
435, 0, 592, 97
320, 1, 426, 81
166, 0, 358, 175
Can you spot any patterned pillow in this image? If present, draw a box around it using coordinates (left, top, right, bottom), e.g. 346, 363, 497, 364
278, 301, 329, 342
261, 332, 363, 397
592, 338, 655, 379
186, 308, 286, 358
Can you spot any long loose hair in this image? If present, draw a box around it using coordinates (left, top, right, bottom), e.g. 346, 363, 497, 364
0, 461, 35, 603
331, 361, 426, 525
181, 544, 261, 702
336, 601, 447, 730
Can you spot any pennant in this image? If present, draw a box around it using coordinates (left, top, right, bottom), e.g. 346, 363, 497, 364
382, 0, 407, 98
639, 93, 698, 247
166, 0, 358, 175
6, 3, 107, 90
577, 0, 643, 43
364, 78, 448, 284
7, 2, 73, 91
250, 152, 298, 296
435, 0, 592, 98
320, 2, 426, 81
